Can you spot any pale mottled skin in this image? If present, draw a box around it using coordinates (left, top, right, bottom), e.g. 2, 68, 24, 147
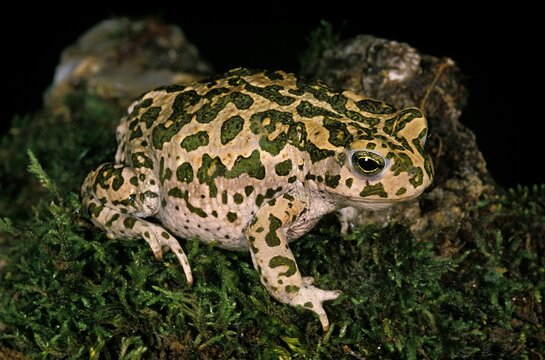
81, 68, 433, 330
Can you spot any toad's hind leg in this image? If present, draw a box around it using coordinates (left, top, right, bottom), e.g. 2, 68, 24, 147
81, 163, 193, 285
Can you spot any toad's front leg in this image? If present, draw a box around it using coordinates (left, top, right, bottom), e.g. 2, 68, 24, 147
245, 193, 340, 330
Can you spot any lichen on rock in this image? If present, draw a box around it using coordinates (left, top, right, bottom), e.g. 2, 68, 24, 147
45, 17, 213, 120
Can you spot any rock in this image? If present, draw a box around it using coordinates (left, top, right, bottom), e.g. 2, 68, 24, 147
306, 35, 495, 247
45, 18, 213, 119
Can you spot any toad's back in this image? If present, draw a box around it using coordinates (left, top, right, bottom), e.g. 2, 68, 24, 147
113, 69, 384, 249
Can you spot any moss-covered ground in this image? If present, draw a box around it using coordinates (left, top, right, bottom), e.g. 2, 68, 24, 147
1, 40, 544, 360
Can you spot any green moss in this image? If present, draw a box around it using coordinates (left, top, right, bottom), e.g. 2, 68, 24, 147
2, 158, 544, 359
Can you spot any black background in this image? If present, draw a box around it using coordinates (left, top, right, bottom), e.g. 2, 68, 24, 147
1, 6, 541, 187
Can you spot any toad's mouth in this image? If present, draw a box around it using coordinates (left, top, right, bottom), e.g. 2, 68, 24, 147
349, 188, 425, 204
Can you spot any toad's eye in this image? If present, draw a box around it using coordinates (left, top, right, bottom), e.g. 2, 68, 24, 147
351, 151, 385, 177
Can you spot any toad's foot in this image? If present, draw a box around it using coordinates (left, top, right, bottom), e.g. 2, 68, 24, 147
287, 283, 341, 331
133, 222, 194, 286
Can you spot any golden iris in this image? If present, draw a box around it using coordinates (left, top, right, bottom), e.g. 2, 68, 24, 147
351, 151, 385, 176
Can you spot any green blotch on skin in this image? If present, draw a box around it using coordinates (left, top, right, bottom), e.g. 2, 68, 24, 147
176, 162, 194, 183
88, 203, 104, 218
296, 80, 373, 127
288, 176, 297, 183
111, 172, 124, 191
211, 210, 218, 217
227, 77, 245, 86
141, 106, 161, 128
383, 109, 423, 153
167, 188, 208, 218
412, 128, 428, 156
203, 86, 229, 98
285, 285, 299, 294
111, 197, 135, 208
304, 141, 335, 163
197, 154, 227, 197
287, 122, 307, 150
159, 157, 172, 185
226, 212, 238, 223
221, 191, 228, 204
269, 256, 297, 277
130, 176, 138, 186
409, 167, 424, 188
129, 98, 151, 117
263, 70, 284, 80
95, 164, 125, 191
337, 152, 347, 166
152, 90, 200, 149
131, 152, 153, 169
161, 231, 170, 239
325, 174, 341, 188
283, 193, 295, 201
296, 100, 340, 118
105, 213, 120, 227
233, 193, 244, 204
345, 178, 353, 188
245, 83, 295, 106
265, 214, 282, 247
256, 194, 265, 207
139, 191, 158, 204
255, 188, 281, 207
170, 90, 201, 117
250, 110, 294, 156
360, 183, 388, 198
323, 118, 353, 147
129, 125, 143, 140
196, 91, 254, 123
244, 185, 254, 196
424, 154, 434, 181
396, 187, 407, 196
389, 153, 414, 176
154, 84, 186, 93
139, 98, 153, 108
220, 115, 244, 145
304, 302, 313, 308
225, 150, 265, 180
288, 88, 304, 96
181, 131, 209, 152
355, 99, 397, 114
366, 142, 377, 150
123, 217, 136, 229
274, 159, 292, 176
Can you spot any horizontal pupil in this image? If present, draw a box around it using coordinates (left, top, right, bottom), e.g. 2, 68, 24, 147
358, 157, 379, 172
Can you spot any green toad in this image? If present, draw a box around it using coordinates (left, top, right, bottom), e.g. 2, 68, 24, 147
81, 68, 433, 330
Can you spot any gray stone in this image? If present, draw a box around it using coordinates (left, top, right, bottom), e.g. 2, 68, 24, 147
45, 18, 213, 119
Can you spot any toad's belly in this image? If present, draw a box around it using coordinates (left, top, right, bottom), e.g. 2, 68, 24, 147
156, 200, 252, 251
